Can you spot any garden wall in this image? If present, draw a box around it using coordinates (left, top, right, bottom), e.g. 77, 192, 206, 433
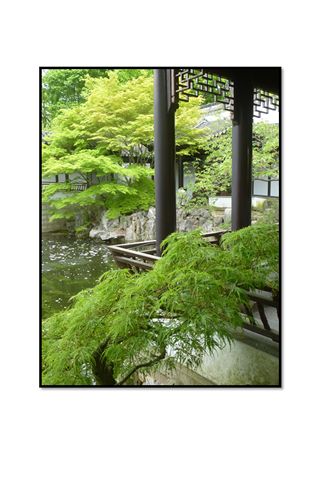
42, 202, 75, 233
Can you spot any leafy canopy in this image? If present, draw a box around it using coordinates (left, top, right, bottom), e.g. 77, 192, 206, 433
42, 71, 207, 220
41, 68, 154, 128
42, 223, 279, 386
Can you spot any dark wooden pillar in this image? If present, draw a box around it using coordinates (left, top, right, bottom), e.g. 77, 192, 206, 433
231, 73, 253, 231
154, 69, 176, 256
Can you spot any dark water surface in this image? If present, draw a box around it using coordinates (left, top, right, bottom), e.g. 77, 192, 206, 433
42, 234, 117, 319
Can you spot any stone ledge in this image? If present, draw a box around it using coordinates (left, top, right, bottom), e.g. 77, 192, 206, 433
152, 361, 217, 386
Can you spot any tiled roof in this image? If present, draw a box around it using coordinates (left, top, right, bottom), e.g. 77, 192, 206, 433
197, 103, 232, 136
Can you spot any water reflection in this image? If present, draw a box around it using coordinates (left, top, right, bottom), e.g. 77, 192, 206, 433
42, 234, 117, 319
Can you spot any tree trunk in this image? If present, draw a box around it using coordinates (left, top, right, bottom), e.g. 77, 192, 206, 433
91, 339, 116, 385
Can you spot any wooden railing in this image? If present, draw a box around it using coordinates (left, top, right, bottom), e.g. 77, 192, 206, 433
107, 229, 231, 273
107, 228, 279, 344
107, 240, 159, 272
240, 287, 279, 343
42, 182, 88, 191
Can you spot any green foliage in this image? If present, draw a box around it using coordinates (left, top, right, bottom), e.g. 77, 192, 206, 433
115, 68, 153, 86
220, 223, 279, 292
42, 71, 206, 221
42, 69, 154, 128
42, 224, 279, 386
252, 121, 279, 179
104, 175, 155, 219
183, 120, 279, 210
42, 69, 111, 128
256, 198, 279, 225
175, 95, 207, 156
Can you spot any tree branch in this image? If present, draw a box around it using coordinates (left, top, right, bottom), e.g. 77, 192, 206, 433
116, 348, 166, 386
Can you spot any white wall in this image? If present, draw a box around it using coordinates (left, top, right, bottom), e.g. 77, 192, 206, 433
209, 196, 273, 208
196, 337, 279, 385
253, 105, 279, 124
253, 177, 279, 197
42, 174, 56, 182
270, 178, 279, 197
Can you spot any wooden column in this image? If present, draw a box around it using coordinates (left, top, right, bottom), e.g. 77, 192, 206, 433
154, 69, 176, 256
231, 73, 253, 231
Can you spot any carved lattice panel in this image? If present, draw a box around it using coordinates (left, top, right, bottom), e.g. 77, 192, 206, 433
174, 69, 279, 121
175, 69, 234, 118
253, 89, 279, 119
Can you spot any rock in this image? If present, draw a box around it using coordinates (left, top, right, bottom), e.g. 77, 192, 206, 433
89, 229, 106, 239
178, 218, 194, 232
224, 208, 231, 223
99, 212, 120, 232
191, 209, 200, 217
89, 228, 124, 242
125, 227, 137, 242
107, 232, 125, 242
100, 233, 111, 241
176, 189, 190, 207
145, 219, 156, 240
90, 205, 228, 243
263, 198, 278, 212
66, 220, 75, 231
76, 229, 90, 239
199, 209, 210, 219
147, 206, 156, 219
200, 222, 214, 232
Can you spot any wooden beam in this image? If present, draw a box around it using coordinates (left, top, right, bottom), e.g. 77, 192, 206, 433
231, 73, 253, 231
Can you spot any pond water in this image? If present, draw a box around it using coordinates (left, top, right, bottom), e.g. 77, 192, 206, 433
42, 234, 117, 319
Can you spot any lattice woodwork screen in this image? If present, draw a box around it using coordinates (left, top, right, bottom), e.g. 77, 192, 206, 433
175, 69, 234, 118
253, 89, 279, 119
174, 69, 279, 121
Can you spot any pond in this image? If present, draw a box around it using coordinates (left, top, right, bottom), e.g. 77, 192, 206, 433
42, 234, 117, 319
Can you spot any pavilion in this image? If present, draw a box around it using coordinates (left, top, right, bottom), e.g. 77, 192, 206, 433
107, 68, 281, 384
153, 68, 280, 255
